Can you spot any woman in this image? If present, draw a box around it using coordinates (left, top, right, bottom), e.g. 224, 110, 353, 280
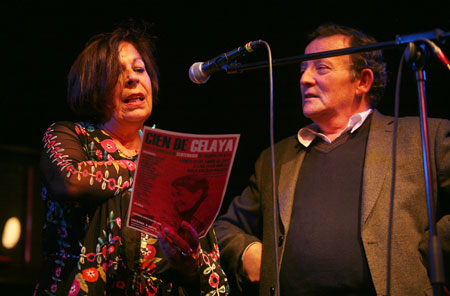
35, 22, 229, 296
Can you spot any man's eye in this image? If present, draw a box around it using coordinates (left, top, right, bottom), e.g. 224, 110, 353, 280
315, 64, 330, 74
299, 66, 308, 75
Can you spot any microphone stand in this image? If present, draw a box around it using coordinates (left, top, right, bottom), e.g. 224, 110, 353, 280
225, 29, 450, 73
223, 29, 450, 296
406, 42, 446, 296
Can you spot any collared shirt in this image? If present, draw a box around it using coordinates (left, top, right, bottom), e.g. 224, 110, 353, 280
298, 109, 373, 147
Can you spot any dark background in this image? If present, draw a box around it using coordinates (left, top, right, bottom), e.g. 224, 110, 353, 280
1, 2, 450, 294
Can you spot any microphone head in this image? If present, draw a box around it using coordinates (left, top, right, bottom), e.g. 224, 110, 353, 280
189, 62, 210, 84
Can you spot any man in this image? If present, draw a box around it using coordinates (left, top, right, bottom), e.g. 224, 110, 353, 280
214, 23, 450, 296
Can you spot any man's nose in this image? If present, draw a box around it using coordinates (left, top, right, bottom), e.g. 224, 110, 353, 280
300, 67, 315, 86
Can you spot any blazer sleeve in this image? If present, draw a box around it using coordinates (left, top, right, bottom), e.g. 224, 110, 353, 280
214, 149, 268, 293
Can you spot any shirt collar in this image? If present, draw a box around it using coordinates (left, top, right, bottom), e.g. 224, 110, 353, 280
297, 109, 373, 147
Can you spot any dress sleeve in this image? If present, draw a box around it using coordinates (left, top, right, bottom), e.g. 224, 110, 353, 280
39, 122, 136, 203
176, 228, 229, 296
197, 228, 229, 295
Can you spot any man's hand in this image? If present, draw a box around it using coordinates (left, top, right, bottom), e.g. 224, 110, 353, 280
242, 242, 262, 282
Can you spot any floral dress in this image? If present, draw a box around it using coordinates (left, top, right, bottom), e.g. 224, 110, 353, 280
34, 121, 229, 296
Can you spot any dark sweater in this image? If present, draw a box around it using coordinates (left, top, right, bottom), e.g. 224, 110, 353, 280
280, 118, 376, 296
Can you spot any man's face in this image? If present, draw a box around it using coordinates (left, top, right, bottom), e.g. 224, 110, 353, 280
172, 186, 202, 213
300, 35, 362, 122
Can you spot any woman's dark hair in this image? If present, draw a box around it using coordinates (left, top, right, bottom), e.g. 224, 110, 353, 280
67, 20, 159, 123
308, 23, 387, 107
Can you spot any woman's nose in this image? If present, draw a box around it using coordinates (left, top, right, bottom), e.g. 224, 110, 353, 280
126, 71, 139, 86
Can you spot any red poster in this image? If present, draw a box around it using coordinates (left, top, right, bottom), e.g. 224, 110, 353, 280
127, 127, 240, 238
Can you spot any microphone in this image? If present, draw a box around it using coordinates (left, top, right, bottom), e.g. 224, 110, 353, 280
189, 40, 263, 84
426, 40, 450, 71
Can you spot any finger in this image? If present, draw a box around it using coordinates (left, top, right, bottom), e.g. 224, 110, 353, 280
163, 226, 192, 254
180, 221, 200, 249
157, 231, 178, 258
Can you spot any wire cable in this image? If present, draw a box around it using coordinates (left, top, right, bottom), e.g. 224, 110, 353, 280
260, 40, 280, 296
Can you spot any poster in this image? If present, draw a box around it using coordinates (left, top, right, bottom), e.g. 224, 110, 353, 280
127, 127, 240, 238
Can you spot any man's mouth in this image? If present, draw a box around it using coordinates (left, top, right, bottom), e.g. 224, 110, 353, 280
304, 93, 317, 99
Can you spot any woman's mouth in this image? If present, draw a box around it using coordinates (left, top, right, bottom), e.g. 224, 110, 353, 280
123, 96, 145, 105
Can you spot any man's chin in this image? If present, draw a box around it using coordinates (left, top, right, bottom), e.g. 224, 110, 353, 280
302, 108, 322, 119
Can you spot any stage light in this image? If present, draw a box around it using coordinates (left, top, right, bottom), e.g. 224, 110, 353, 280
2, 217, 21, 249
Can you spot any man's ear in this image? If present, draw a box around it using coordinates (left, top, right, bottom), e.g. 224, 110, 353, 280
356, 68, 374, 96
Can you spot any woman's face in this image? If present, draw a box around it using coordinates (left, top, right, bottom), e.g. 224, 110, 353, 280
108, 41, 153, 127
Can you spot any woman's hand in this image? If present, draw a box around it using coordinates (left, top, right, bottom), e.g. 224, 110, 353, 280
157, 221, 201, 277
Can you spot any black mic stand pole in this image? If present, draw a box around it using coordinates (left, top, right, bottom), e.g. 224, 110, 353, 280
406, 42, 446, 296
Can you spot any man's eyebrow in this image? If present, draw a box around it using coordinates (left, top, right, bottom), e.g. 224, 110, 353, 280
300, 59, 323, 66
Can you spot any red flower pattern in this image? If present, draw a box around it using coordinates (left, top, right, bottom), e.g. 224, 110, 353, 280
82, 267, 99, 282
96, 149, 103, 160
95, 171, 103, 182
101, 139, 117, 153
108, 245, 115, 254
209, 272, 220, 288
107, 178, 116, 190
86, 252, 96, 262
121, 160, 136, 171
144, 245, 156, 259
68, 280, 80, 296
55, 266, 61, 277
116, 280, 126, 289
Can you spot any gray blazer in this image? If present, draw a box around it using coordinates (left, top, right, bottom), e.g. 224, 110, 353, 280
214, 110, 450, 296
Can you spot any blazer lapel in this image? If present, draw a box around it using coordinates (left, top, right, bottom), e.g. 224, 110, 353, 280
361, 110, 394, 226
278, 144, 306, 234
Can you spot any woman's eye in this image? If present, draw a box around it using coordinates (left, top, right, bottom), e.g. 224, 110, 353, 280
134, 67, 145, 73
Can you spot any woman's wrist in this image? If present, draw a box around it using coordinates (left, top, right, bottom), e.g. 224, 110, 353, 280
180, 246, 201, 280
